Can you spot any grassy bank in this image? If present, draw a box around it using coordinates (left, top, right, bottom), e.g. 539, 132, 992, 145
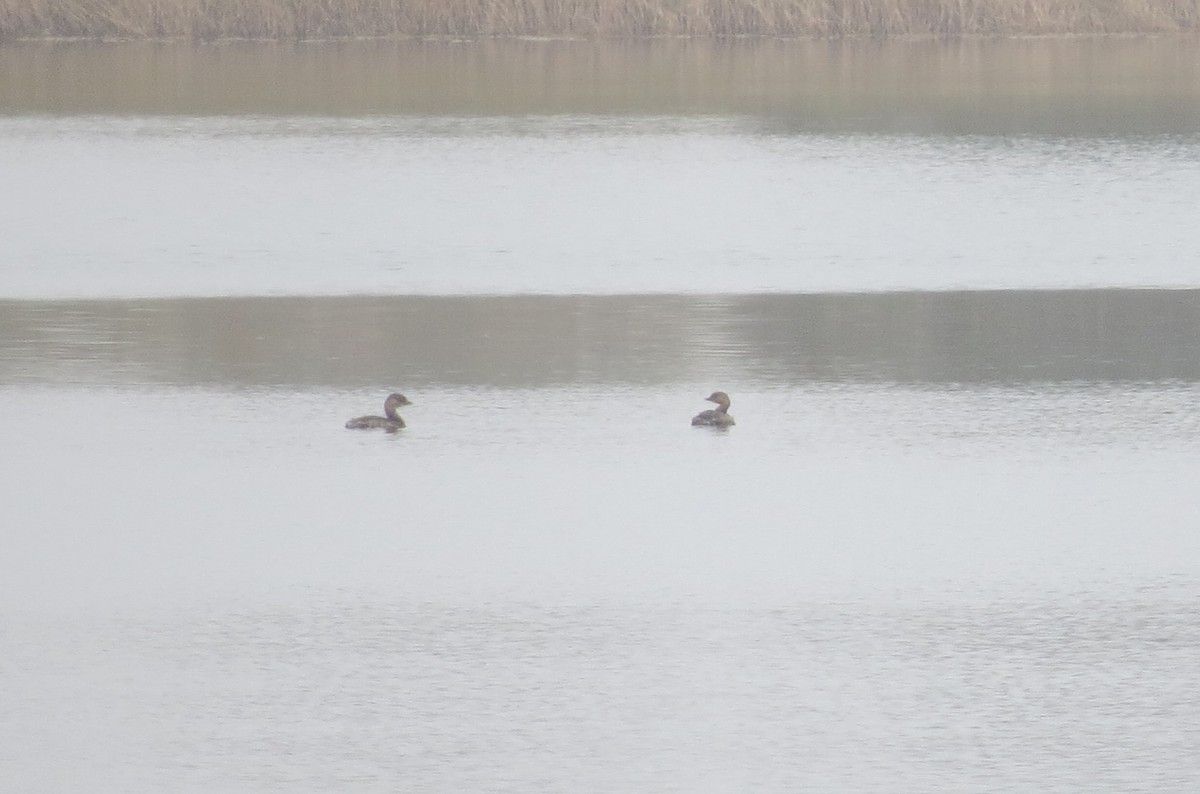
1, 0, 1197, 40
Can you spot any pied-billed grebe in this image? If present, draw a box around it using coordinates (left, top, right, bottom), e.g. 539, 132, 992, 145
346, 393, 411, 432
691, 391, 735, 427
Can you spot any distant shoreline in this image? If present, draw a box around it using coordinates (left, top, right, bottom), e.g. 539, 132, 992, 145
2, 0, 1196, 41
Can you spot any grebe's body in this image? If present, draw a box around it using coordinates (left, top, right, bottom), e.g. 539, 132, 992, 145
346, 393, 411, 432
691, 391, 735, 427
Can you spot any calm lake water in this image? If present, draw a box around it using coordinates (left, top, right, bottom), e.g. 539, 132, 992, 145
3, 38, 1200, 792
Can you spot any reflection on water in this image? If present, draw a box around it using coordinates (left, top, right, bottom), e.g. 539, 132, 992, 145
3, 38, 1199, 136
4, 291, 1200, 387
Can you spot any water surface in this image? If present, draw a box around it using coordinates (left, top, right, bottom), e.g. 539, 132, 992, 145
3, 37, 1200, 793
5, 291, 1200, 790
3, 39, 1199, 299
2, 116, 1198, 298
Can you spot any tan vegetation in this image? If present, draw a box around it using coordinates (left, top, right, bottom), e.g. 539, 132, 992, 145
0, 0, 1196, 40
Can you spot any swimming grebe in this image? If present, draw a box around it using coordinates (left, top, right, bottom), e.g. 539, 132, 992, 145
691, 391, 735, 427
345, 393, 411, 431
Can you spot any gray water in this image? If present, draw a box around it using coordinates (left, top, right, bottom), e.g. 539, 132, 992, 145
4, 116, 1200, 298
3, 38, 1200, 792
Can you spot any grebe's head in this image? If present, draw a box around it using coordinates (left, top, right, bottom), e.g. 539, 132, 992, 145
385, 393, 412, 409
705, 391, 730, 405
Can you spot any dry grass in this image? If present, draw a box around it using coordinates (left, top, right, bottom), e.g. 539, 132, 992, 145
0, 0, 1196, 39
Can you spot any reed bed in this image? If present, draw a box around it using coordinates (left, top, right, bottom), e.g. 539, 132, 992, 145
0, 0, 1196, 40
